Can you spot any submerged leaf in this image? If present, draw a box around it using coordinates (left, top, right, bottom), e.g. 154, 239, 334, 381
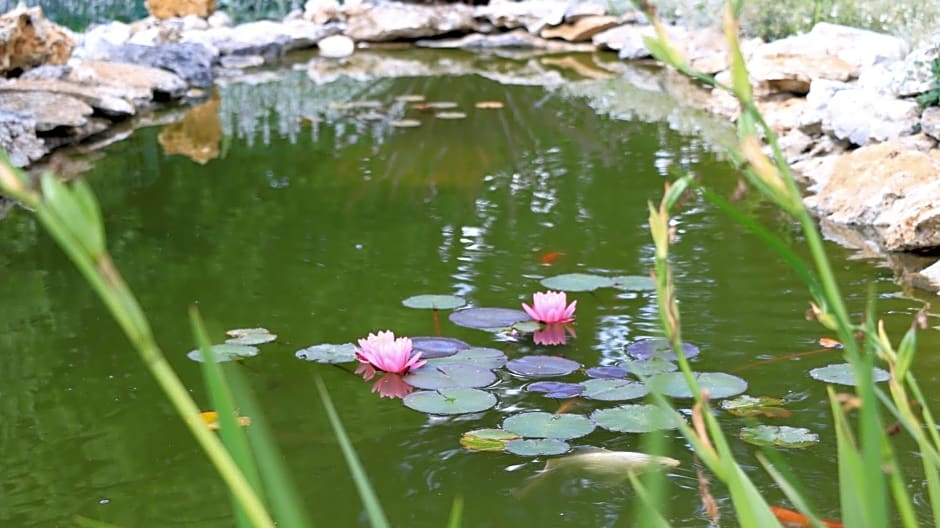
502, 411, 595, 440
225, 327, 277, 345
808, 363, 890, 386
540, 273, 614, 292
506, 438, 570, 456
740, 425, 819, 449
506, 355, 580, 378
402, 294, 467, 310
460, 428, 519, 452
188, 344, 259, 363
295, 343, 356, 364
403, 388, 497, 415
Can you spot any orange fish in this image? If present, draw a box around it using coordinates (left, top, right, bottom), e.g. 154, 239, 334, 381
770, 505, 843, 528
540, 251, 563, 264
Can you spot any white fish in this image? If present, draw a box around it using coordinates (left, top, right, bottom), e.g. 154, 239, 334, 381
517, 448, 680, 496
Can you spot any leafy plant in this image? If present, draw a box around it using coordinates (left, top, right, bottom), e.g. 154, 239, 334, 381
915, 57, 940, 108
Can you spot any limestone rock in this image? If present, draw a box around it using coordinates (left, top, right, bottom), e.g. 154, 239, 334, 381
757, 22, 907, 71
0, 110, 44, 167
219, 54, 264, 69
305, 0, 341, 25
317, 35, 355, 58
146, 0, 216, 19
823, 88, 921, 145
563, 1, 607, 22
346, 2, 476, 42
157, 95, 221, 164
207, 10, 231, 28
748, 52, 857, 95
914, 259, 940, 292
107, 43, 214, 88
474, 0, 569, 34
76, 22, 132, 60
0, 5, 74, 76
0, 78, 135, 117
0, 91, 91, 131
67, 60, 187, 102
189, 20, 339, 60
415, 29, 594, 52
540, 15, 618, 42
923, 107, 940, 142
890, 39, 940, 97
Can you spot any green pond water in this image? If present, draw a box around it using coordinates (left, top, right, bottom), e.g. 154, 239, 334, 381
2, 51, 939, 527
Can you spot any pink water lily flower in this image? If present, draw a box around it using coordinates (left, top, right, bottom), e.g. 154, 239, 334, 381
522, 290, 577, 324
355, 330, 426, 374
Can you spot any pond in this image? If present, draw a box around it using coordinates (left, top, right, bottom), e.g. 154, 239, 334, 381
1, 50, 938, 527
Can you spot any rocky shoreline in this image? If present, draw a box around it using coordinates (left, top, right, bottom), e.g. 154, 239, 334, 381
1, 0, 939, 291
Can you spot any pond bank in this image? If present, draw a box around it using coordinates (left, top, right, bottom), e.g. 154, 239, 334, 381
2, 0, 939, 291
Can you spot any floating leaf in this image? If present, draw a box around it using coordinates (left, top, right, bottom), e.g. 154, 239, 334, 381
475, 101, 505, 109
389, 119, 422, 128
586, 366, 629, 379
610, 275, 656, 291
188, 344, 259, 363
526, 381, 584, 399
225, 327, 277, 345
626, 339, 700, 361
449, 307, 531, 330
818, 337, 843, 349
503, 412, 595, 440
591, 404, 683, 433
404, 364, 496, 389
436, 112, 467, 120
649, 372, 747, 399
580, 379, 649, 401
539, 273, 614, 292
403, 388, 497, 415
425, 101, 458, 109
199, 411, 251, 431
295, 343, 356, 364
506, 355, 580, 378
506, 438, 570, 456
618, 358, 678, 376
411, 336, 469, 359
721, 395, 792, 418
460, 428, 519, 452
402, 294, 467, 310
511, 320, 543, 333
809, 363, 890, 386
740, 425, 819, 448
426, 348, 508, 370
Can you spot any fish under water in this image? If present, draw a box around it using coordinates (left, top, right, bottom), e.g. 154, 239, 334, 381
516, 448, 680, 497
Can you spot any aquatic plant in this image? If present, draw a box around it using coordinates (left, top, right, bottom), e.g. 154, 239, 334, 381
355, 330, 426, 374
522, 290, 577, 324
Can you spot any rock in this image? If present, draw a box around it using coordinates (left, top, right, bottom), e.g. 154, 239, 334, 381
822, 88, 921, 145
181, 14, 208, 31
474, 0, 569, 34
19, 64, 70, 81
757, 94, 811, 133
0, 110, 44, 167
0, 79, 135, 117
346, 2, 476, 42
540, 55, 616, 79
146, 0, 216, 19
0, 5, 74, 76
890, 40, 939, 97
67, 60, 187, 102
748, 51, 857, 95
305, 0, 341, 24
77, 21, 132, 60
415, 29, 594, 52
0, 91, 91, 131
219, 54, 264, 69
207, 10, 231, 28
808, 140, 940, 251
190, 20, 339, 60
914, 259, 940, 292
317, 34, 355, 58
757, 22, 907, 71
157, 94, 221, 164
923, 107, 940, 141
563, 1, 607, 22
540, 15, 618, 42
106, 43, 214, 88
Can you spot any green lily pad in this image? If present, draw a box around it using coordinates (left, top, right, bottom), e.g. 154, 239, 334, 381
739, 425, 819, 448
627, 339, 700, 361
610, 275, 656, 291
808, 363, 890, 386
511, 320, 543, 333
403, 388, 497, 415
720, 395, 792, 418
505, 438, 570, 457
580, 379, 649, 401
506, 355, 580, 378
295, 343, 357, 364
460, 428, 519, 452
411, 336, 469, 359
648, 372, 747, 399
502, 412, 595, 440
618, 358, 678, 377
539, 273, 614, 292
404, 364, 496, 389
426, 348, 507, 370
225, 327, 277, 345
591, 404, 683, 433
188, 344, 260, 363
402, 294, 467, 310
449, 307, 531, 330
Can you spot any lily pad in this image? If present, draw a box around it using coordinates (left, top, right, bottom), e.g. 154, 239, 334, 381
648, 372, 747, 399
402, 294, 467, 310
295, 343, 357, 364
188, 344, 259, 363
539, 273, 614, 292
626, 339, 700, 361
390, 119, 422, 128
506, 438, 570, 457
808, 363, 890, 386
526, 381, 584, 399
740, 425, 819, 449
580, 379, 649, 401
503, 412, 595, 440
618, 359, 678, 377
225, 327, 277, 345
426, 347, 508, 370
403, 388, 497, 415
460, 428, 519, 452
720, 395, 792, 418
449, 307, 531, 330
610, 275, 656, 291
436, 111, 467, 120
511, 320, 543, 333
506, 355, 580, 378
411, 336, 469, 359
586, 366, 629, 379
404, 364, 496, 390
591, 404, 683, 433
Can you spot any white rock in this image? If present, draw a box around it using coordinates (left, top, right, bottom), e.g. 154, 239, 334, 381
181, 14, 208, 32
207, 10, 232, 28
317, 34, 355, 58
474, 0, 569, 34
77, 21, 131, 59
128, 27, 162, 46
305, 0, 341, 24
824, 88, 921, 145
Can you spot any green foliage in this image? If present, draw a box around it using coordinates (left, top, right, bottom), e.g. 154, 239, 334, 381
916, 58, 940, 108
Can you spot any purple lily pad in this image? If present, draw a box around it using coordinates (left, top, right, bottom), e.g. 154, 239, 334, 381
626, 339, 700, 361
410, 336, 469, 359
506, 355, 580, 378
449, 307, 531, 330
586, 366, 629, 379
526, 381, 584, 399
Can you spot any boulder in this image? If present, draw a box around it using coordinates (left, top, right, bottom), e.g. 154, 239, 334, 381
0, 91, 91, 131
67, 60, 187, 102
0, 78, 135, 117
317, 35, 355, 58
540, 15, 618, 42
822, 87, 920, 145
415, 29, 594, 52
0, 109, 44, 167
923, 107, 940, 142
474, 0, 569, 34
145, 0, 215, 19
757, 22, 907, 71
748, 51, 857, 95
157, 94, 220, 164
305, 0, 342, 24
76, 21, 132, 60
188, 20, 339, 60
106, 43, 214, 88
0, 5, 74, 76
346, 2, 476, 42
888, 39, 939, 97
562, 1, 607, 22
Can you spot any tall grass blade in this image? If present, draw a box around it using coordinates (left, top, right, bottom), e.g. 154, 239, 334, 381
446, 496, 463, 528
